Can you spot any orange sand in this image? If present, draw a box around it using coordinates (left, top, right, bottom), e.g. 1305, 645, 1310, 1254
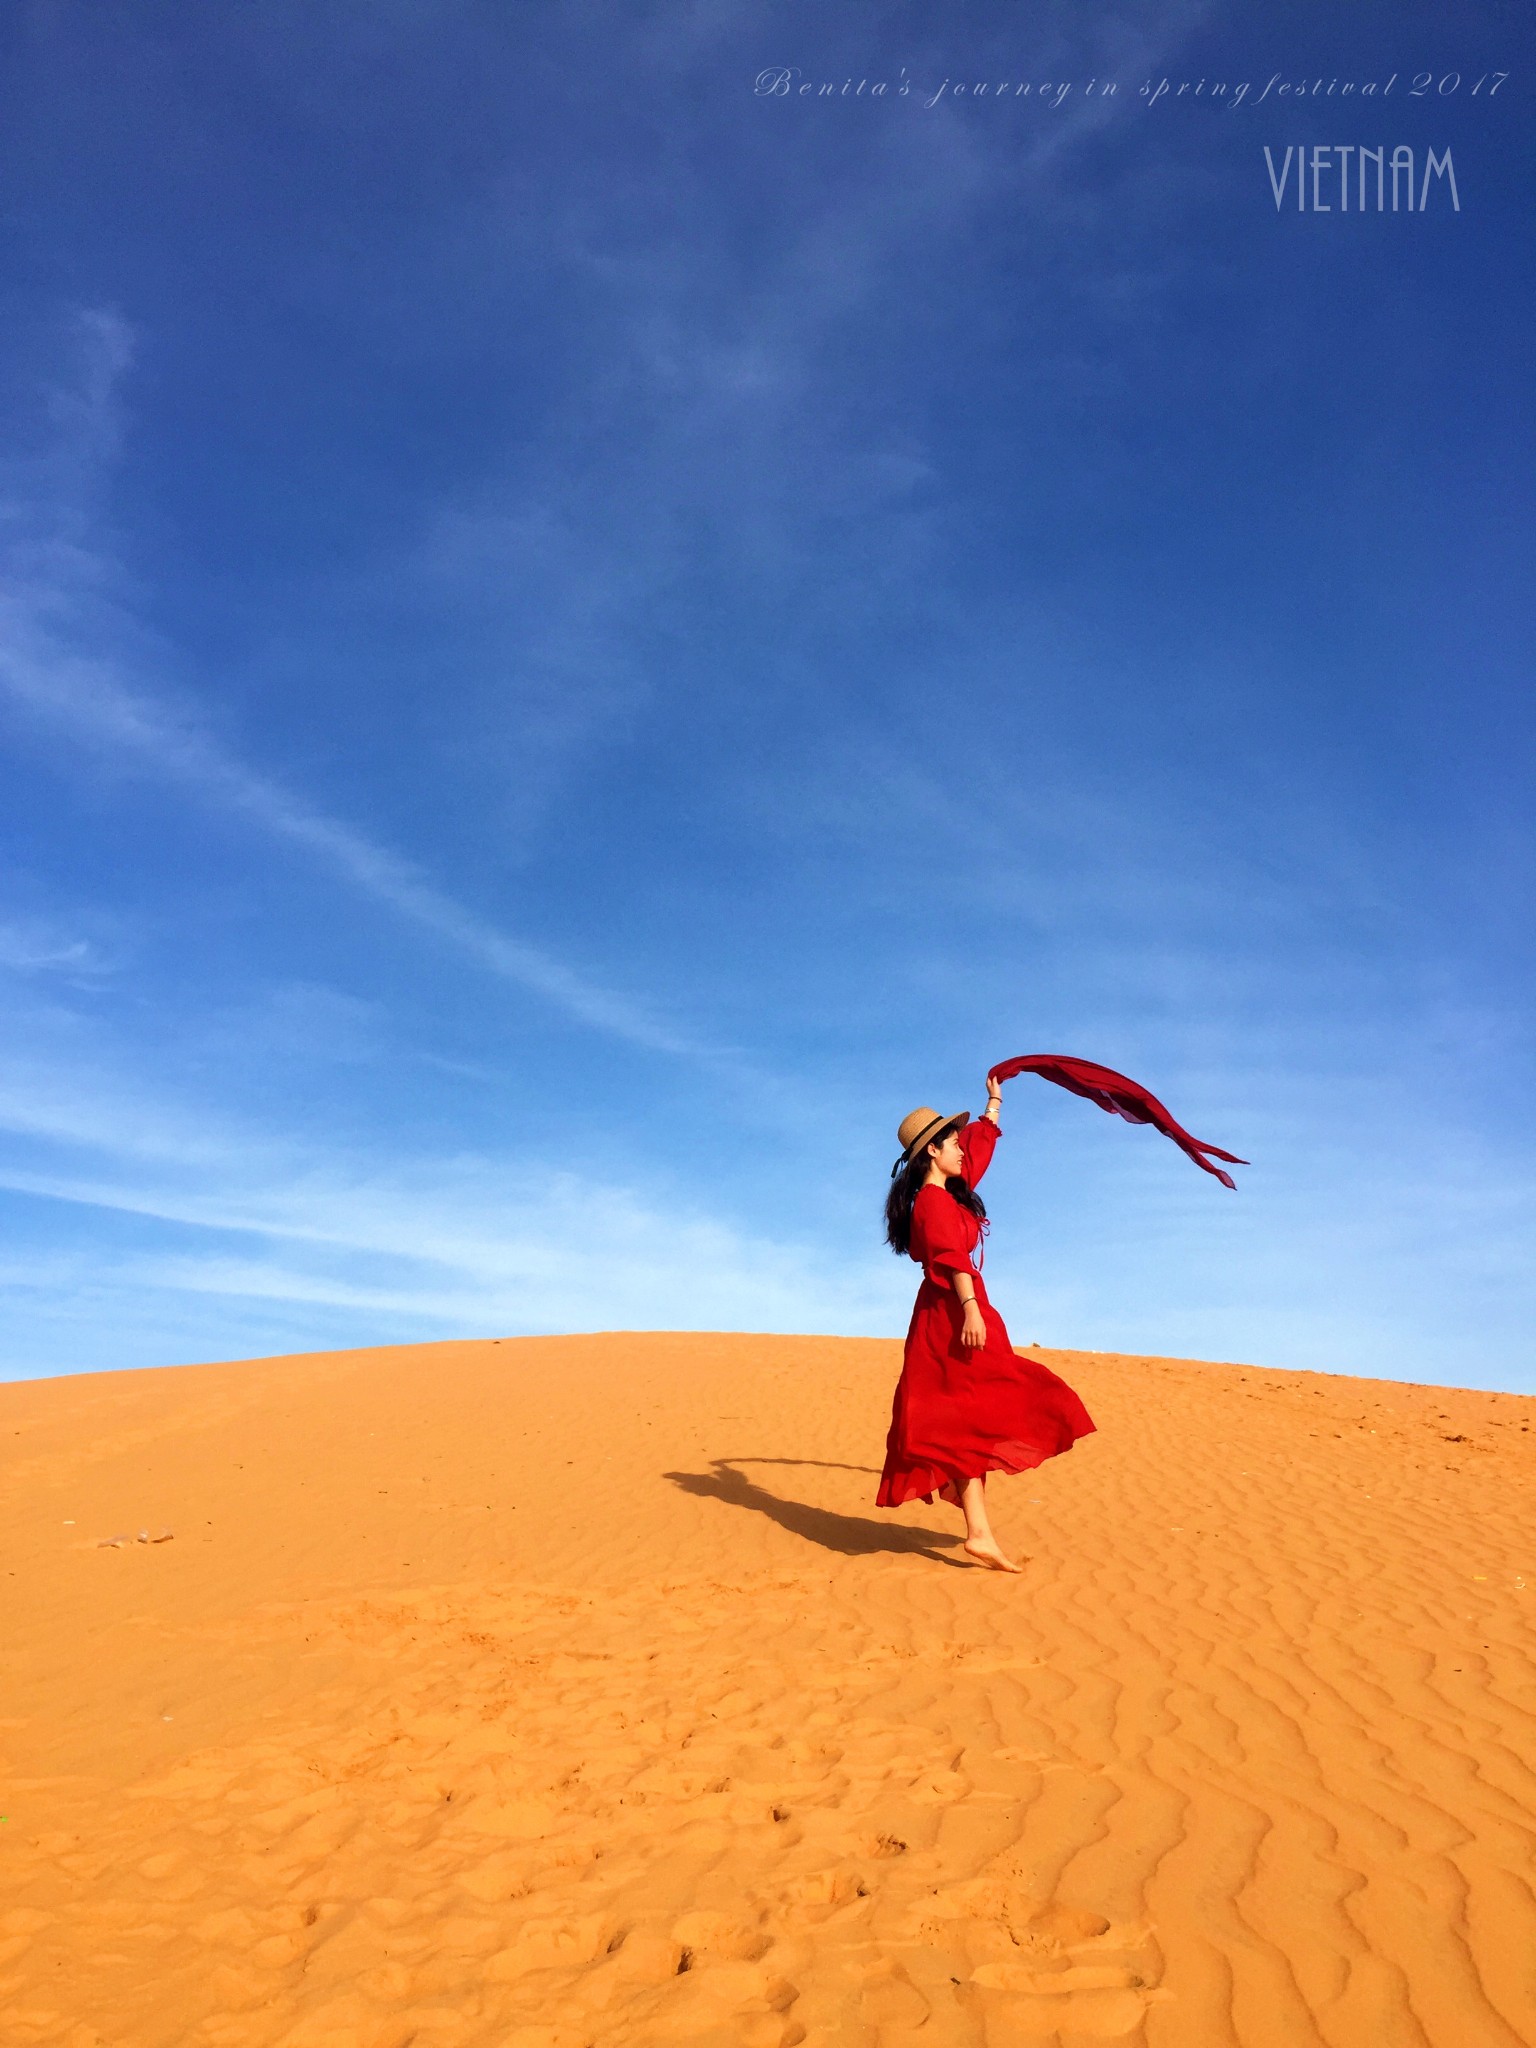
2, 1332, 1534, 2048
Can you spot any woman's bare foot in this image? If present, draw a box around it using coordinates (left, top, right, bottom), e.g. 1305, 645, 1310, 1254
962, 1535, 1022, 1573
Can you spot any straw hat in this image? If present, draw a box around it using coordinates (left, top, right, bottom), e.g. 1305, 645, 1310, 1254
893, 1106, 970, 1172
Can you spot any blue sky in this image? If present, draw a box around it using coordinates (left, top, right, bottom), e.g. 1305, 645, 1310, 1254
0, 0, 1531, 1389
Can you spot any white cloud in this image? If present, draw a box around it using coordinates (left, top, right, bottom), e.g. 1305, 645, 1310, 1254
0, 919, 102, 977
0, 310, 717, 1060
0, 607, 710, 1055
0, 1038, 905, 1374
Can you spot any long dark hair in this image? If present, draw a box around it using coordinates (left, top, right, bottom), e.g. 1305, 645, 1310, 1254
884, 1120, 987, 1257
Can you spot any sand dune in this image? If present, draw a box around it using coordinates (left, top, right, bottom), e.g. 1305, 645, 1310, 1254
2, 1331, 1533, 2047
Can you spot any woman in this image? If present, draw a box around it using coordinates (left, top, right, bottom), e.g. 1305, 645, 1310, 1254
878, 1073, 1095, 1571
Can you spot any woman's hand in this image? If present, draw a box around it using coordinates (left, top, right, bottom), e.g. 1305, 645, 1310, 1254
984, 1070, 1004, 1123
961, 1300, 987, 1348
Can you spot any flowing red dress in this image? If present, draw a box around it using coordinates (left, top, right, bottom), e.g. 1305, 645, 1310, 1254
876, 1119, 1095, 1508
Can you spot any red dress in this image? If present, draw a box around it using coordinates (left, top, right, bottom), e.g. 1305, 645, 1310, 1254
877, 1119, 1095, 1508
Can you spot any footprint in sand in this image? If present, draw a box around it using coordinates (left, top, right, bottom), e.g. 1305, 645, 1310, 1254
498, 2031, 591, 2048
642, 1956, 804, 2045
670, 1909, 774, 1960
607, 1928, 689, 1982
858, 1957, 931, 2030
486, 1911, 620, 1980
893, 1866, 1162, 2037
908, 1765, 969, 1803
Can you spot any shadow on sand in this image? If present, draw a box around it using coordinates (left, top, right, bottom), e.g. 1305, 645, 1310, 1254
663, 1456, 967, 1565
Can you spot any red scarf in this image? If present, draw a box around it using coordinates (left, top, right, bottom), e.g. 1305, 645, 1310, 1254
987, 1054, 1247, 1190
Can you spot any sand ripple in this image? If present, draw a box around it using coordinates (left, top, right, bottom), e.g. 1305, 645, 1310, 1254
1, 1333, 1532, 2045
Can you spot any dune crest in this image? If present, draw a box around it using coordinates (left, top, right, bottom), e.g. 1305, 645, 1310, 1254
2, 1332, 1533, 2046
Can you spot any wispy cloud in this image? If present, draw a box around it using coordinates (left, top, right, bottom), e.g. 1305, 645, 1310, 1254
0, 919, 105, 978
0, 1037, 905, 1374
0, 311, 716, 1059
